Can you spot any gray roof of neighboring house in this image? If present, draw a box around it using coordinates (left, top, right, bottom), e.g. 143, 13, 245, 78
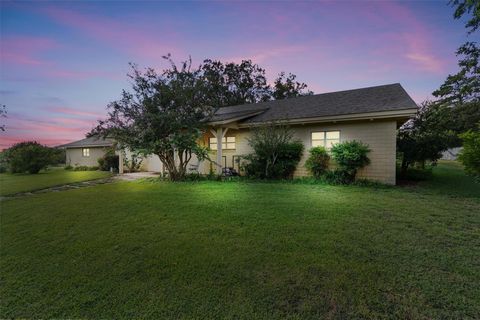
58, 136, 115, 149
211, 83, 417, 124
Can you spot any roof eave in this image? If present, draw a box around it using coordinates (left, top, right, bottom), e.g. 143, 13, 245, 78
238, 108, 418, 127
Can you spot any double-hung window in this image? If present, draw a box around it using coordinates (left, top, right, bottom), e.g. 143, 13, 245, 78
311, 131, 340, 149
82, 148, 90, 157
209, 136, 236, 150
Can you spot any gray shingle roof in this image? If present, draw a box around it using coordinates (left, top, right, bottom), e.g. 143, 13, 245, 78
212, 83, 417, 124
58, 136, 115, 149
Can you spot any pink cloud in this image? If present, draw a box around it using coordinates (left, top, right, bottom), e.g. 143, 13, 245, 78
376, 2, 446, 74
1, 113, 95, 149
0, 36, 57, 66
42, 6, 183, 60
45, 106, 105, 118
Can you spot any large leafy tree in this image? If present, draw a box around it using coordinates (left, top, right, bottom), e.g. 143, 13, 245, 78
398, 102, 457, 173
433, 42, 479, 103
0, 105, 6, 131
398, 0, 480, 174
202, 59, 271, 107
92, 56, 213, 181
272, 72, 313, 100
201, 59, 312, 107
433, 0, 479, 103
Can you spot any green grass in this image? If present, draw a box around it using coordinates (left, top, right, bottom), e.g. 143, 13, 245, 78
415, 160, 480, 198
0, 168, 112, 196
1, 162, 479, 318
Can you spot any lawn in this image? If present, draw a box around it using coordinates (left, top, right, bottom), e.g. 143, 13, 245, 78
1, 161, 479, 319
0, 168, 112, 196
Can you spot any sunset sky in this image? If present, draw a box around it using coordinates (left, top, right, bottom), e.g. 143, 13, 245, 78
0, 1, 472, 149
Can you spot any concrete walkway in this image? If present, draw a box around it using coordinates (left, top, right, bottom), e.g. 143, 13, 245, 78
115, 172, 161, 181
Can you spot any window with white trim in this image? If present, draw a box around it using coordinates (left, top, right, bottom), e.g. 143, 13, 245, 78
82, 148, 90, 157
311, 131, 340, 149
209, 136, 236, 150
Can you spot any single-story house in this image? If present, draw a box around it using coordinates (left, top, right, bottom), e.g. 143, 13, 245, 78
59, 136, 116, 167
59, 136, 164, 171
198, 83, 417, 185
61, 83, 417, 184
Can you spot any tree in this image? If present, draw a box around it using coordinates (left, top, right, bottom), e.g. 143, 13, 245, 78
433, 1, 479, 103
433, 42, 479, 103
0, 105, 6, 131
202, 59, 271, 107
272, 72, 312, 100
449, 0, 480, 34
3, 141, 53, 174
92, 56, 213, 181
458, 126, 480, 179
397, 101, 457, 173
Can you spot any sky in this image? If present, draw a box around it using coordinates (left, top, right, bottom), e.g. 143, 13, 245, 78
0, 0, 473, 149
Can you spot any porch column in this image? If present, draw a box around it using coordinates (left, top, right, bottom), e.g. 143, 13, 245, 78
216, 127, 223, 175
118, 150, 124, 174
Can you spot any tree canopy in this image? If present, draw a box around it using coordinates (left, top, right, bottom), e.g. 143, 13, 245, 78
92, 56, 213, 180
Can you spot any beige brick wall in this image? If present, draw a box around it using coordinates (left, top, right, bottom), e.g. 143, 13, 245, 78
290, 121, 397, 184
198, 120, 397, 184
66, 147, 109, 167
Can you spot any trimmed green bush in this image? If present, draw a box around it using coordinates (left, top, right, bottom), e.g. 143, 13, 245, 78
330, 140, 371, 183
305, 146, 330, 178
242, 124, 304, 179
458, 129, 480, 180
98, 148, 119, 171
2, 141, 53, 174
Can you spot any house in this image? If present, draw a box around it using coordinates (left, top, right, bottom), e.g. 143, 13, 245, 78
197, 83, 417, 185
62, 83, 417, 184
59, 136, 115, 167
59, 136, 163, 172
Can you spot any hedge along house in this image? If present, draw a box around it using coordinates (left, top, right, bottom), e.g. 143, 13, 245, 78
197, 83, 418, 185
59, 136, 116, 167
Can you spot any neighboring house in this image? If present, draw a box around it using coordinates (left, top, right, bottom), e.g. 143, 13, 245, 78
441, 147, 462, 160
59, 136, 164, 172
59, 136, 115, 167
197, 83, 417, 185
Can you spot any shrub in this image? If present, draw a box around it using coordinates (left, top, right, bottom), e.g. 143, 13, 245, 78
98, 148, 119, 171
123, 151, 143, 173
458, 128, 480, 180
3, 141, 53, 174
50, 148, 66, 165
64, 165, 73, 170
325, 168, 353, 184
242, 124, 304, 179
73, 166, 98, 171
330, 140, 370, 183
305, 146, 330, 178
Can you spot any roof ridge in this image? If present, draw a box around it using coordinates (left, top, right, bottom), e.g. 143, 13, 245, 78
217, 83, 402, 110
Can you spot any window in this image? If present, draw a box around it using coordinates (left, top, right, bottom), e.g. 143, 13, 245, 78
82, 148, 90, 157
209, 136, 236, 150
311, 131, 340, 149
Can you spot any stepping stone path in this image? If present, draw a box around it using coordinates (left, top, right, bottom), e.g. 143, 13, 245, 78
1, 177, 116, 200
1, 172, 161, 201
